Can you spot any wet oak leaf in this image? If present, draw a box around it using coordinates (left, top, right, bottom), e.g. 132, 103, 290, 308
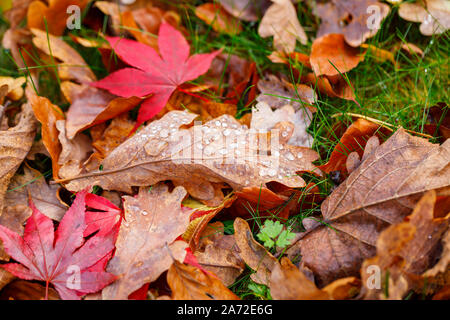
314, 0, 390, 47
0, 190, 117, 300
258, 0, 307, 53
292, 129, 450, 286
167, 260, 240, 300
60, 111, 319, 202
219, 0, 271, 21
101, 184, 191, 300
92, 23, 221, 130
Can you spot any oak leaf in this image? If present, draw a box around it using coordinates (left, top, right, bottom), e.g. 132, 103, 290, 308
59, 111, 319, 203
219, 0, 271, 21
290, 129, 450, 286
258, 0, 307, 53
399, 0, 450, 36
101, 184, 190, 300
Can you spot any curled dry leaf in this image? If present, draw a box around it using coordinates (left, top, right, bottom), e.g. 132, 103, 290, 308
291, 129, 450, 286
60, 111, 319, 203
361, 190, 449, 299
423, 228, 450, 279
28, 93, 64, 180
31, 28, 96, 83
251, 101, 314, 147
256, 74, 316, 109
0, 76, 26, 101
233, 218, 278, 285
61, 82, 141, 139
102, 184, 190, 300
318, 118, 381, 176
27, 0, 89, 36
195, 3, 242, 35
301, 73, 357, 101
219, 0, 271, 21
399, 0, 450, 36
310, 34, 365, 77
270, 257, 360, 300
314, 0, 390, 47
0, 102, 36, 216
167, 260, 240, 300
258, 0, 307, 52
194, 222, 245, 286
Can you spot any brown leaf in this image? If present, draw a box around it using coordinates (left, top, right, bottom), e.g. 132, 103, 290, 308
310, 34, 365, 77
233, 218, 278, 285
292, 129, 450, 286
0, 102, 36, 216
361, 190, 449, 299
219, 0, 271, 21
256, 74, 316, 110
0, 269, 15, 292
399, 0, 450, 36
28, 93, 64, 180
0, 76, 26, 101
61, 82, 141, 139
194, 222, 245, 286
0, 280, 59, 300
301, 73, 357, 101
60, 111, 319, 202
4, 0, 34, 29
424, 229, 450, 279
270, 257, 361, 300
195, 3, 242, 35
27, 0, 89, 36
102, 184, 190, 300
31, 28, 96, 83
424, 102, 449, 143
314, 0, 390, 47
258, 0, 307, 52
167, 260, 240, 300
318, 118, 382, 176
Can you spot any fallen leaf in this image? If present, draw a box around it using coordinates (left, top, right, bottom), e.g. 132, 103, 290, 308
27, 0, 89, 36
60, 111, 319, 203
310, 34, 365, 77
92, 23, 220, 130
258, 0, 307, 52
28, 93, 64, 180
424, 102, 449, 143
291, 128, 450, 286
0, 280, 59, 300
0, 102, 36, 215
256, 74, 316, 109
251, 101, 314, 147
361, 190, 449, 299
167, 260, 240, 300
194, 222, 245, 286
61, 82, 141, 139
301, 72, 357, 101
233, 218, 278, 285
31, 28, 96, 83
399, 0, 450, 36
195, 3, 242, 35
219, 0, 271, 21
0, 76, 26, 100
4, 0, 34, 29
0, 190, 117, 300
318, 118, 381, 176
270, 257, 360, 299
101, 184, 190, 300
314, 0, 390, 47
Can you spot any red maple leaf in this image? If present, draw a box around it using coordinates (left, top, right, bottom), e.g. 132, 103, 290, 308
0, 190, 117, 300
92, 23, 221, 129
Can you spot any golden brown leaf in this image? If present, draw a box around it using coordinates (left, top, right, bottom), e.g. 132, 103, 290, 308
167, 260, 239, 300
195, 3, 242, 35
399, 0, 449, 36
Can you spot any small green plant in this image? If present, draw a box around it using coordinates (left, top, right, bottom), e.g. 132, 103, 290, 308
257, 220, 295, 249
247, 281, 272, 300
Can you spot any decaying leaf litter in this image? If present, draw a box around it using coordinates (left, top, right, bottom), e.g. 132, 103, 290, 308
0, 0, 449, 300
